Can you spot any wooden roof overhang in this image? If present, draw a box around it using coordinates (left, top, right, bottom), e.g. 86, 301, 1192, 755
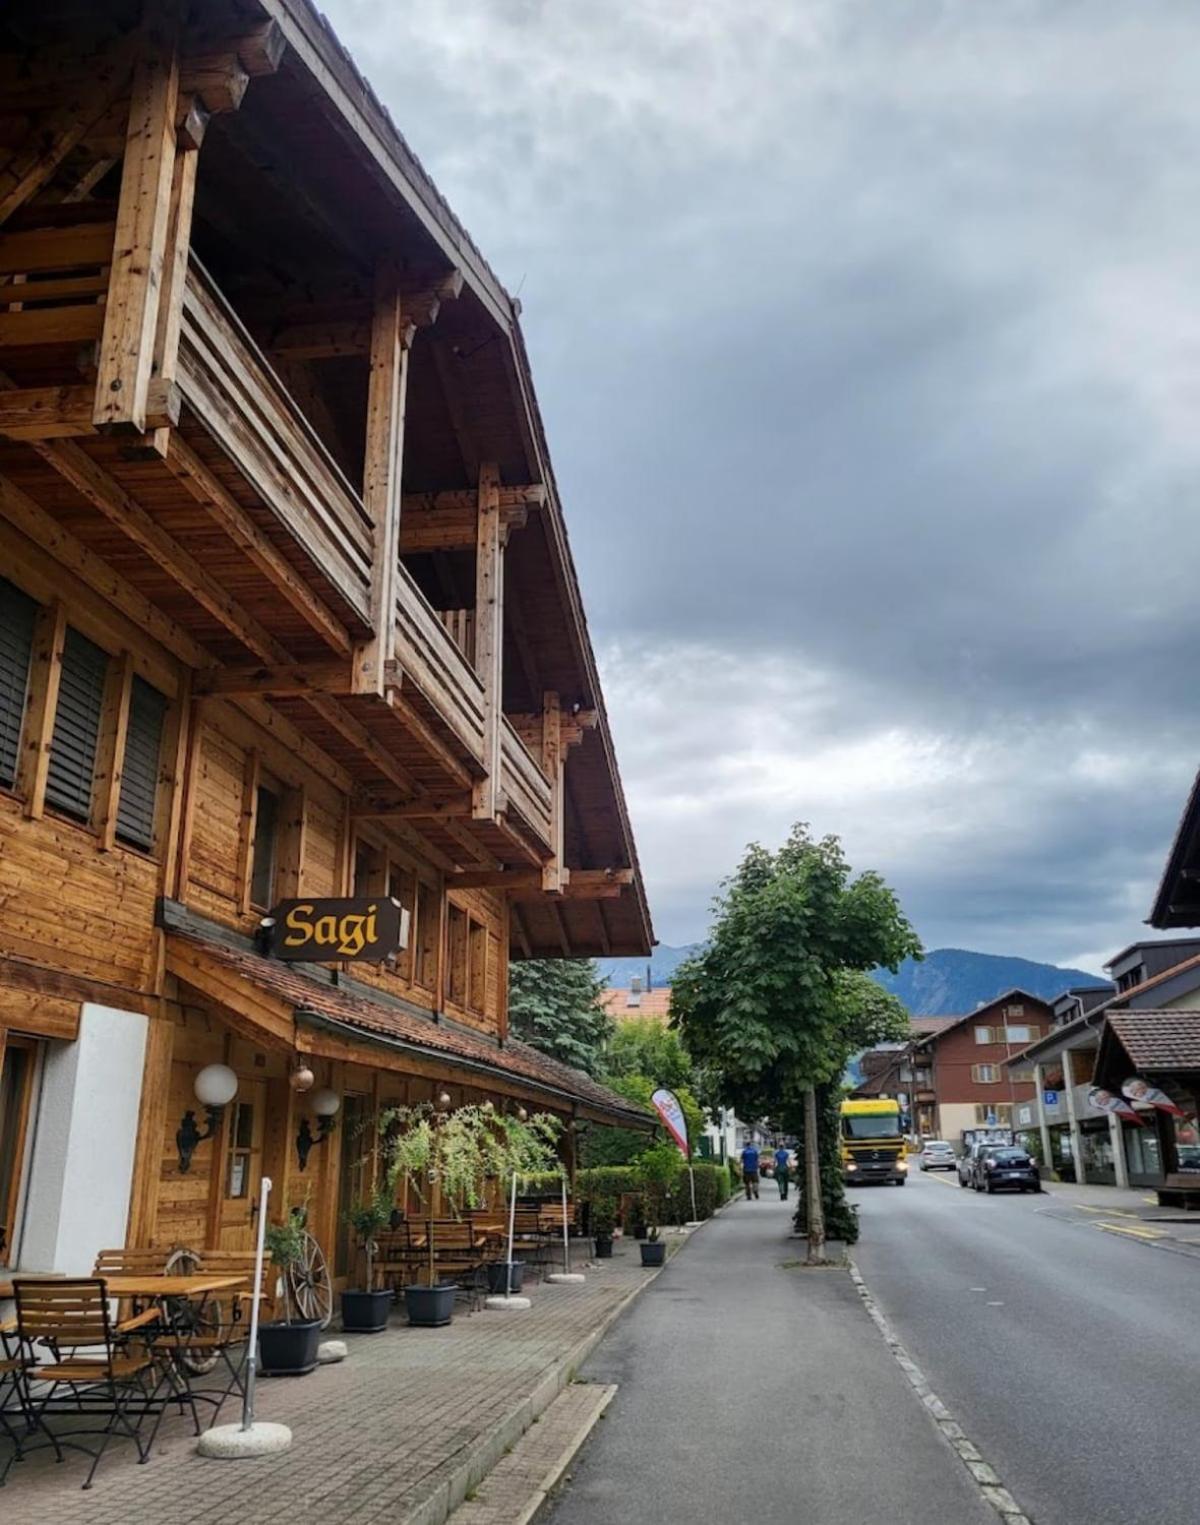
163, 915, 653, 1130
0, 0, 652, 958
1150, 767, 1200, 930
1093, 1010, 1200, 1090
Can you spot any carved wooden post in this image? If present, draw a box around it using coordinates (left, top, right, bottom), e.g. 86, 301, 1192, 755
473, 463, 503, 819
541, 691, 565, 892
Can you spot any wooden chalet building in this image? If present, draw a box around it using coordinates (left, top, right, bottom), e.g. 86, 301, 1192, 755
0, 0, 653, 1278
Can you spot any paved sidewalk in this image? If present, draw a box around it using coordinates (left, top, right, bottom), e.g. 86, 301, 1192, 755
1037, 1178, 1200, 1255
543, 1194, 995, 1525
1, 1244, 672, 1525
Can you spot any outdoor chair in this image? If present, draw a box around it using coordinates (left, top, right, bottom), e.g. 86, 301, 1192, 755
13, 1278, 170, 1489
511, 1209, 557, 1278
0, 1330, 31, 1486
427, 1221, 488, 1311
376, 1226, 421, 1293
92, 1248, 170, 1278
167, 1250, 257, 1429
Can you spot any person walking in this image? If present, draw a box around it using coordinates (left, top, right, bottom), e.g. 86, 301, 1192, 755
740, 1142, 760, 1200
774, 1145, 791, 1200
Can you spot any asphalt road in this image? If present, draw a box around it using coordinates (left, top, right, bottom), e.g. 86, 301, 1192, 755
543, 1192, 993, 1525
854, 1168, 1200, 1525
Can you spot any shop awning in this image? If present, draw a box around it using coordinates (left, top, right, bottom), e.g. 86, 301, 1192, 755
1093, 1010, 1200, 1089
164, 924, 653, 1131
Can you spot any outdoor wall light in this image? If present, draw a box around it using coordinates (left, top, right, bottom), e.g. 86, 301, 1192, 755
289, 1061, 316, 1093
296, 1087, 341, 1171
436, 1090, 452, 1112
177, 1063, 239, 1174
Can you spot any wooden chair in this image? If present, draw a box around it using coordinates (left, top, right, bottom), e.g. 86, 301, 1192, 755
92, 1248, 170, 1278
13, 1278, 169, 1489
376, 1227, 421, 1293
167, 1250, 257, 1428
0, 1342, 30, 1486
427, 1221, 487, 1311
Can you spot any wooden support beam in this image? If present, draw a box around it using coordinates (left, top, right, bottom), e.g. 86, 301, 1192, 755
0, 219, 116, 273
0, 36, 135, 225
92, 649, 134, 850
397, 489, 543, 554
179, 54, 249, 114
150, 141, 198, 390
161, 434, 353, 656
511, 902, 532, 959
174, 96, 210, 151
93, 3, 182, 432
550, 900, 571, 957
352, 792, 473, 822
307, 693, 425, 800
354, 265, 409, 696
192, 662, 352, 698
17, 600, 66, 820
0, 381, 178, 440
383, 688, 475, 789
541, 690, 564, 893
472, 463, 503, 821
265, 270, 463, 358
448, 869, 540, 891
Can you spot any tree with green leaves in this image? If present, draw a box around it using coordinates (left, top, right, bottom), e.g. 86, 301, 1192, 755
671, 825, 919, 1259
507, 958, 612, 1076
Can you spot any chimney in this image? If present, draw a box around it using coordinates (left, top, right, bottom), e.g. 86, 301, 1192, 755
627, 975, 642, 1009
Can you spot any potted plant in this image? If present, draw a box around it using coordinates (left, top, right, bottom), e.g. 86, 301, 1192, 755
258, 1210, 323, 1374
486, 1256, 526, 1294
591, 1194, 617, 1259
342, 1185, 394, 1333
639, 1224, 666, 1267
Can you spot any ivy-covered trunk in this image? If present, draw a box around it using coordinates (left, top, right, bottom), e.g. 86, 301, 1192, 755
791, 1083, 858, 1245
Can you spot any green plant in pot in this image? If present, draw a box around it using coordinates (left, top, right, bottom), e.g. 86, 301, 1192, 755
639, 1222, 666, 1267
259, 1209, 323, 1374
591, 1194, 618, 1259
341, 1185, 394, 1332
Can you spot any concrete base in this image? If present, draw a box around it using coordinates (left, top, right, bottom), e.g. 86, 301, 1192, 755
196, 1422, 293, 1459
545, 1272, 586, 1284
484, 1294, 532, 1311
318, 1340, 348, 1363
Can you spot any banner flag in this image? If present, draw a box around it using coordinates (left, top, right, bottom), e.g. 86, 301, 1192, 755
1088, 1087, 1143, 1125
651, 1088, 690, 1157
1121, 1077, 1185, 1117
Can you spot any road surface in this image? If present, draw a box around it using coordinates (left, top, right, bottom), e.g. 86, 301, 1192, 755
543, 1191, 992, 1525
854, 1168, 1200, 1524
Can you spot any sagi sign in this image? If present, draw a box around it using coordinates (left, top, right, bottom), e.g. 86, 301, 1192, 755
264, 897, 409, 962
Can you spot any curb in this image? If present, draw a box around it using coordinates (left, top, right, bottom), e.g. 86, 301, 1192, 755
515, 1384, 617, 1525
404, 1233, 692, 1525
848, 1259, 1034, 1525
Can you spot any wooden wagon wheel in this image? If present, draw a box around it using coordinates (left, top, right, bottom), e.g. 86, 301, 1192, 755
164, 1246, 221, 1375
287, 1230, 332, 1328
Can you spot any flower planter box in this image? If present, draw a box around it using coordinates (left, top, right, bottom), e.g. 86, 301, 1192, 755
485, 1261, 526, 1295
341, 1288, 393, 1332
639, 1241, 666, 1267
404, 1283, 457, 1327
258, 1319, 322, 1375
593, 1235, 614, 1259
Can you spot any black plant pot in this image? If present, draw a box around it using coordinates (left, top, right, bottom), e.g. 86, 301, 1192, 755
404, 1283, 457, 1327
640, 1241, 666, 1267
341, 1287, 393, 1333
593, 1235, 614, 1259
485, 1261, 526, 1294
632, 1222, 648, 1241
258, 1318, 322, 1375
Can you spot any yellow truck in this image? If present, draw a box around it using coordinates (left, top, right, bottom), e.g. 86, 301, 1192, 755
841, 1098, 908, 1186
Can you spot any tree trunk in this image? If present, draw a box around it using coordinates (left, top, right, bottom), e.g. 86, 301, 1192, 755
804, 1085, 826, 1264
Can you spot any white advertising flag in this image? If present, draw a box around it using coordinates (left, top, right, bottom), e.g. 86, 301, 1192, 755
1121, 1078, 1185, 1118
651, 1088, 690, 1157
1088, 1087, 1143, 1125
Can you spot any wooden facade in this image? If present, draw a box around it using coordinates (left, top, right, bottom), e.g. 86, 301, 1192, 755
0, 0, 652, 1277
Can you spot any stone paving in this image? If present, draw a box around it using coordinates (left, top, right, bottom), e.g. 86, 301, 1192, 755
1, 1242, 672, 1525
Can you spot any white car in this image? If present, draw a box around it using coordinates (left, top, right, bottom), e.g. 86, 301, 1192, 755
917, 1140, 957, 1172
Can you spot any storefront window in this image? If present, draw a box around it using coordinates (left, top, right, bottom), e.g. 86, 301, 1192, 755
1125, 1125, 1162, 1181
1173, 1100, 1200, 1175
1080, 1128, 1115, 1184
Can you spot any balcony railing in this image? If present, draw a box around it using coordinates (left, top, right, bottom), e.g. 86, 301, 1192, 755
392, 567, 487, 762
500, 720, 552, 845
177, 259, 375, 625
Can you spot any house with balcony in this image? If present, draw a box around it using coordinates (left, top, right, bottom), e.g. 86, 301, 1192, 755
0, 0, 652, 1277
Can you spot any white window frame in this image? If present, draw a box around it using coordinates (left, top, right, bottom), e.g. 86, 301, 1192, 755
974, 1026, 994, 1044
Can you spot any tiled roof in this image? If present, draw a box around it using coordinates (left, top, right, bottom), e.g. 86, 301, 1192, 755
1105, 1011, 1200, 1072
168, 930, 652, 1128
910, 1016, 959, 1036
601, 988, 672, 1022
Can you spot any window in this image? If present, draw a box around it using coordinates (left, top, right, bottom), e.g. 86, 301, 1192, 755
0, 578, 36, 788
226, 1100, 255, 1199
971, 1064, 1000, 1083
1003, 1004, 1026, 1018
974, 1026, 994, 1045
1173, 1099, 1200, 1173
249, 785, 280, 909
447, 904, 468, 1006
973, 1103, 1012, 1125
468, 919, 488, 1012
0, 1038, 37, 1267
354, 841, 384, 897
45, 626, 108, 821
1004, 1024, 1032, 1044
1010, 1066, 1035, 1083
116, 676, 167, 850
388, 865, 416, 980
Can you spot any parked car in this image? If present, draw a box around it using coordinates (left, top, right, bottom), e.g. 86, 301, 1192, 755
971, 1146, 1041, 1194
917, 1140, 957, 1172
958, 1142, 1004, 1187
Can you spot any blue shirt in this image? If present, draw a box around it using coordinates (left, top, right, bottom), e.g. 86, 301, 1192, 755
774, 1148, 790, 1170
741, 1146, 760, 1173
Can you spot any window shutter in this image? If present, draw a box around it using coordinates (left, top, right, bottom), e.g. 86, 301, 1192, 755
116, 677, 167, 850
0, 578, 37, 787
45, 627, 109, 821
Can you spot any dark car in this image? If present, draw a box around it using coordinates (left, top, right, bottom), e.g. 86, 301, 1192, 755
958, 1142, 1002, 1187
972, 1147, 1041, 1194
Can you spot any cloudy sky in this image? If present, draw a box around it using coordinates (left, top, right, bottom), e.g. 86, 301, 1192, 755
323, 1, 1200, 973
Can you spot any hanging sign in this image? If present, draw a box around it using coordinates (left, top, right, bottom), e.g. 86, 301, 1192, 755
1121, 1078, 1185, 1117
265, 898, 409, 962
1087, 1087, 1143, 1125
651, 1088, 690, 1158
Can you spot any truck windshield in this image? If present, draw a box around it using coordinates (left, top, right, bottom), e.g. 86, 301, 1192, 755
844, 1116, 901, 1140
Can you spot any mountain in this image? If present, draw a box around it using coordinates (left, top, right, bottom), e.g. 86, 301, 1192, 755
867, 948, 1101, 1016
596, 945, 1102, 1016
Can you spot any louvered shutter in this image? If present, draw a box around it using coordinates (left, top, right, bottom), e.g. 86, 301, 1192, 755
45, 627, 109, 821
116, 677, 167, 850
0, 578, 37, 787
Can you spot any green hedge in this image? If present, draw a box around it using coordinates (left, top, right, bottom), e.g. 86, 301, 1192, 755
524, 1162, 730, 1227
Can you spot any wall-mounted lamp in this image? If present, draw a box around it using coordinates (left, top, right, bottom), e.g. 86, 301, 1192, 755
435, 1090, 452, 1112
289, 1061, 315, 1093
296, 1087, 340, 1171
177, 1063, 239, 1174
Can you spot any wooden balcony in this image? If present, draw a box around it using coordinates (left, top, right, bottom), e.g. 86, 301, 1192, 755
500, 721, 553, 849
177, 260, 375, 631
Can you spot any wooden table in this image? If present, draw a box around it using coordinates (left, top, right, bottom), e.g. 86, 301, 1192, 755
99, 1274, 248, 1300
